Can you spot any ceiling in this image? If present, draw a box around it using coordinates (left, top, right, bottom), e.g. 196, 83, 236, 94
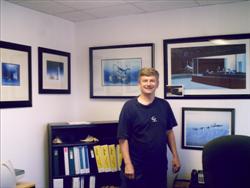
5, 0, 249, 22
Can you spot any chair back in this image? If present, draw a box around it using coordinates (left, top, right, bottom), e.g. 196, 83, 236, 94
202, 135, 250, 188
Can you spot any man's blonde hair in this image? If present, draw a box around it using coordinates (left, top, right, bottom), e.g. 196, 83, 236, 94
139, 67, 159, 80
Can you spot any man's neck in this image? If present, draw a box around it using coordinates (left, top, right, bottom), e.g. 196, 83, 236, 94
137, 94, 155, 105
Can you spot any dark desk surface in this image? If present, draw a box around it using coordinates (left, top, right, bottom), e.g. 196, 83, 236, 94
189, 182, 205, 188
173, 179, 190, 188
173, 179, 205, 188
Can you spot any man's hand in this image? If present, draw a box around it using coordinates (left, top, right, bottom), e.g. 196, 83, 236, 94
172, 156, 181, 173
125, 163, 135, 179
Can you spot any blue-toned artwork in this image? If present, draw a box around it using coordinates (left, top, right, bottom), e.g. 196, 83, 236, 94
186, 122, 229, 147
102, 58, 142, 86
2, 62, 20, 86
185, 111, 231, 148
46, 61, 64, 80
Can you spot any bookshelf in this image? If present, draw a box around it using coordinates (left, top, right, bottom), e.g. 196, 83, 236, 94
48, 121, 121, 188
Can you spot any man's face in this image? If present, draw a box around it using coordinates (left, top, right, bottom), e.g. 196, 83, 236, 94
138, 75, 159, 95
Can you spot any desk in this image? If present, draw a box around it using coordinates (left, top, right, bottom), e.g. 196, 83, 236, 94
173, 179, 190, 188
173, 179, 205, 188
189, 182, 205, 188
16, 182, 35, 188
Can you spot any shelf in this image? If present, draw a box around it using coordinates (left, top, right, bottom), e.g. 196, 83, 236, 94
48, 121, 120, 188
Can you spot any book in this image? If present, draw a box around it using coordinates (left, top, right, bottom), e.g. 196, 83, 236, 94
63, 147, 70, 175
93, 145, 104, 172
101, 145, 111, 172
108, 144, 118, 172
68, 147, 75, 175
73, 146, 81, 175
116, 144, 122, 171
53, 178, 63, 188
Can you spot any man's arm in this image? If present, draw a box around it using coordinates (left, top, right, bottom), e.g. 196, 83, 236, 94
119, 139, 135, 179
166, 129, 181, 173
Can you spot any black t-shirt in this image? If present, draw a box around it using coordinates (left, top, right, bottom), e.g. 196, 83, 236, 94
117, 97, 177, 170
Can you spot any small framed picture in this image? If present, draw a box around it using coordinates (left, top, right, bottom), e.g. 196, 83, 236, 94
0, 41, 32, 108
38, 47, 71, 94
182, 107, 235, 150
166, 85, 184, 97
89, 43, 154, 98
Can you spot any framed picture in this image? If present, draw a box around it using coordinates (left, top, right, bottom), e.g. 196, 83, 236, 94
166, 85, 184, 97
0, 41, 32, 108
38, 47, 71, 94
89, 43, 154, 98
182, 107, 235, 150
164, 33, 250, 99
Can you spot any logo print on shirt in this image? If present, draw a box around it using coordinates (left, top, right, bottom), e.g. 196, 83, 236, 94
151, 116, 158, 123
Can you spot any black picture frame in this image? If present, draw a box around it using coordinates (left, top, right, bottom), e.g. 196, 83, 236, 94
38, 47, 71, 94
0, 41, 32, 108
164, 33, 250, 99
89, 43, 154, 98
182, 107, 235, 150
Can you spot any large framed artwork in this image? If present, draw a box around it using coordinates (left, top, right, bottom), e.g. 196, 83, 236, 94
38, 47, 71, 94
164, 33, 250, 99
89, 43, 154, 98
0, 41, 32, 108
182, 107, 235, 150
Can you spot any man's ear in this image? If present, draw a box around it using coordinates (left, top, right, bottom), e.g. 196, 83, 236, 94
156, 80, 159, 88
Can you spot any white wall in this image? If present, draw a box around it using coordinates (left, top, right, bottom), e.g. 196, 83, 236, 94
1, 1, 250, 188
0, 1, 78, 187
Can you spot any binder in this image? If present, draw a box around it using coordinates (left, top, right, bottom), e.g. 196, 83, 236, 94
63, 147, 70, 175
80, 146, 87, 173
72, 177, 80, 188
58, 148, 65, 175
84, 145, 90, 173
53, 148, 60, 176
68, 147, 75, 175
73, 146, 81, 175
89, 176, 96, 188
102, 145, 111, 172
93, 145, 104, 172
108, 144, 118, 172
80, 176, 84, 188
79, 146, 85, 174
53, 178, 63, 188
88, 146, 98, 173
116, 144, 122, 171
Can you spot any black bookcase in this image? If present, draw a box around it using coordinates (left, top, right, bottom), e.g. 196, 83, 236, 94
48, 121, 120, 188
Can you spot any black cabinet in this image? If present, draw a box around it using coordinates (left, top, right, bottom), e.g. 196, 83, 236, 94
48, 121, 120, 188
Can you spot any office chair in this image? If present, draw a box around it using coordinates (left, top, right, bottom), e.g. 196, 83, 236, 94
202, 135, 250, 188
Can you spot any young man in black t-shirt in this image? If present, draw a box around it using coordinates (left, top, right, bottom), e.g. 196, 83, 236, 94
117, 67, 181, 188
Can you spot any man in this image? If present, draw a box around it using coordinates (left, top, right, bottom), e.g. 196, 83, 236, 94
117, 67, 181, 188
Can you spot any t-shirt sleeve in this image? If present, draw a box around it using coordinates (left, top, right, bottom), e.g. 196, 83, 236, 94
117, 102, 131, 140
165, 101, 177, 130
